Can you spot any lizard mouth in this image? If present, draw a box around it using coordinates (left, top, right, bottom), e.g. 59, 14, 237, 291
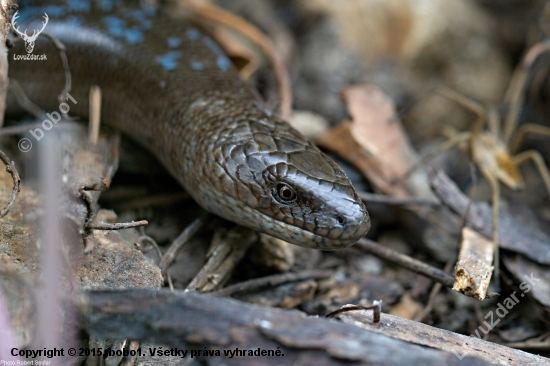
249, 207, 371, 250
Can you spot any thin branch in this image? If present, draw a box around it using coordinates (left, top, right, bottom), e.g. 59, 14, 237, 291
211, 269, 333, 297
136, 235, 163, 258
503, 340, 550, 351
86, 220, 148, 230
356, 238, 499, 298
8, 79, 45, 117
158, 216, 206, 275
0, 150, 20, 218
413, 260, 454, 322
356, 238, 455, 288
358, 191, 440, 206
325, 302, 382, 323
40, 32, 72, 104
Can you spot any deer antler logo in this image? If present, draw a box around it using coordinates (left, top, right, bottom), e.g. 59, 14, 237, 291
11, 11, 49, 54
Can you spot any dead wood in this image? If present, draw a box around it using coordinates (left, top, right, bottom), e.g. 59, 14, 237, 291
334, 309, 547, 366
453, 227, 494, 300
79, 289, 493, 366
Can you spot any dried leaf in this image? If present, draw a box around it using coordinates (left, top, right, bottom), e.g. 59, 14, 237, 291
430, 169, 550, 265
388, 292, 423, 319
503, 254, 550, 310
317, 85, 435, 200
210, 26, 260, 80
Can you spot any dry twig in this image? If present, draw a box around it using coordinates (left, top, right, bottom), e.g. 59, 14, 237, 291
158, 216, 206, 275
413, 260, 454, 322
325, 302, 382, 323
212, 270, 333, 297
358, 191, 440, 206
39, 32, 72, 105
356, 238, 454, 288
86, 220, 149, 230
0, 150, 20, 218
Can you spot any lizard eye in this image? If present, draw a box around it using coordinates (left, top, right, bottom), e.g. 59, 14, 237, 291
274, 183, 297, 203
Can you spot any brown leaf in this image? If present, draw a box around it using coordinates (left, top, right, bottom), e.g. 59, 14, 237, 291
317, 84, 435, 200
503, 254, 550, 310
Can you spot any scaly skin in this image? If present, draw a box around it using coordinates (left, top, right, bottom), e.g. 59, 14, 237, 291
8, 0, 370, 249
